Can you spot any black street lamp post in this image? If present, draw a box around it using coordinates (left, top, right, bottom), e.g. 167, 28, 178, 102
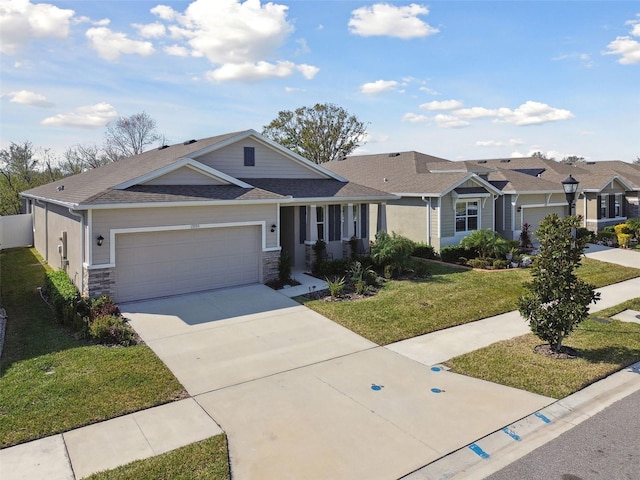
561, 175, 579, 217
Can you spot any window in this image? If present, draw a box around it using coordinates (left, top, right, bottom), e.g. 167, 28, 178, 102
455, 200, 478, 233
316, 206, 325, 240
614, 194, 622, 217
599, 195, 607, 219
328, 205, 341, 241
244, 146, 255, 166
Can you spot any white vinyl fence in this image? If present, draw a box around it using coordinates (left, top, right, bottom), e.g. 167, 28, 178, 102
0, 214, 33, 250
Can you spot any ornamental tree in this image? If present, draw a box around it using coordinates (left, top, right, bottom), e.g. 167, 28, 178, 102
518, 214, 600, 353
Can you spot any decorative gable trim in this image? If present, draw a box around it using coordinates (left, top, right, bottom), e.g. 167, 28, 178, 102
441, 173, 502, 197
187, 129, 348, 182
112, 158, 253, 190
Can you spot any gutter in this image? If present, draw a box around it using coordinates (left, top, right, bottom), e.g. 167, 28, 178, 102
67, 208, 85, 295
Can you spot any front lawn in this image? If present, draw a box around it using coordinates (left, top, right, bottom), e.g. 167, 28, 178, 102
0, 248, 186, 448
86, 435, 230, 480
301, 258, 640, 345
445, 298, 640, 399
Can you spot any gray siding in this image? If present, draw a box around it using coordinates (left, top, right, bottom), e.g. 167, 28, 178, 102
197, 138, 323, 179
145, 166, 227, 185
91, 204, 277, 265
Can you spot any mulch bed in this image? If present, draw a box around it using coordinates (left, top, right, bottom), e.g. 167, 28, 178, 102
534, 344, 579, 359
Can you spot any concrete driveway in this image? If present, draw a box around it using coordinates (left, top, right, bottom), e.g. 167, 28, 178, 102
122, 285, 554, 480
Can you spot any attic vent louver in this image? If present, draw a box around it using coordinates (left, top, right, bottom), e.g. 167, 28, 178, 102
183, 139, 197, 145
388, 153, 400, 157
158, 145, 169, 150
477, 160, 487, 164
586, 162, 596, 165
57, 185, 64, 191
500, 159, 511, 163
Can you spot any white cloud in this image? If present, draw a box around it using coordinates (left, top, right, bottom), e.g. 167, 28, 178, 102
604, 15, 640, 65
476, 139, 523, 147
74, 16, 110, 26
360, 79, 399, 95
605, 36, 640, 64
41, 102, 118, 128
0, 0, 74, 54
133, 22, 166, 39
434, 114, 469, 128
86, 27, 155, 61
205, 60, 316, 82
454, 107, 499, 118
402, 112, 429, 123
349, 3, 439, 39
164, 44, 190, 57
4, 90, 53, 107
496, 101, 574, 126
150, 0, 315, 82
419, 86, 439, 95
419, 99, 462, 111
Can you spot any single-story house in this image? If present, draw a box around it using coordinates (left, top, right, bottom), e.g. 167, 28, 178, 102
464, 157, 640, 238
324, 152, 502, 250
21, 130, 394, 302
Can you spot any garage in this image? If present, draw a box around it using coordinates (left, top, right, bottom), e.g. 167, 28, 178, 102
115, 226, 261, 302
523, 206, 566, 238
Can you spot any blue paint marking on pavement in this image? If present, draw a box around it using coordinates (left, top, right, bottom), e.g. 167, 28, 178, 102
534, 412, 551, 424
431, 366, 441, 372
468, 443, 490, 459
430, 387, 444, 393
502, 427, 521, 441
371, 384, 383, 391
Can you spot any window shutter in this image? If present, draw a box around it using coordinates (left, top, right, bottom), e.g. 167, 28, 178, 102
360, 204, 367, 238
597, 195, 602, 219
608, 194, 615, 218
299, 206, 306, 244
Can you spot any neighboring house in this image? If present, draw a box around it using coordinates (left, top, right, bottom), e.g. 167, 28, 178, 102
21, 130, 393, 302
324, 152, 502, 250
464, 157, 640, 238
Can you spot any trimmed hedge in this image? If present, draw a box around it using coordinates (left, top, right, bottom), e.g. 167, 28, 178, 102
439, 245, 478, 264
45, 270, 85, 331
412, 243, 437, 260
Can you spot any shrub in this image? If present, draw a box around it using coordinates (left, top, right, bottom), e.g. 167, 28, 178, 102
45, 270, 84, 330
412, 243, 437, 260
326, 276, 346, 297
596, 230, 617, 243
492, 259, 509, 269
349, 260, 377, 286
461, 229, 510, 258
89, 314, 136, 346
317, 258, 350, 277
575, 227, 595, 242
520, 223, 533, 249
370, 232, 415, 275
312, 239, 326, 274
440, 245, 477, 264
626, 218, 640, 238
468, 258, 491, 269
90, 295, 121, 318
278, 251, 292, 284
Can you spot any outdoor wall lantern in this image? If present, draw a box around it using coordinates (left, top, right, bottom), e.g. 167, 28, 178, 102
96, 235, 104, 246
561, 175, 579, 217
270, 224, 277, 233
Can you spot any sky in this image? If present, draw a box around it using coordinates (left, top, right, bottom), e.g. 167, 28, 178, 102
1, 0, 639, 164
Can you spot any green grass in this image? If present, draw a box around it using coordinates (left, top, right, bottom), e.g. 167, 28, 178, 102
301, 257, 640, 345
85, 435, 230, 480
445, 298, 640, 399
0, 248, 186, 448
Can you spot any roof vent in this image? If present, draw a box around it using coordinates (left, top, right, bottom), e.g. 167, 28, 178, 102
388, 153, 400, 157
57, 185, 64, 191
183, 139, 197, 145
500, 159, 511, 163
158, 145, 169, 150
586, 161, 596, 165
477, 160, 487, 164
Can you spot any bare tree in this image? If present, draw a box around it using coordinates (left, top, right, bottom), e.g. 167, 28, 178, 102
560, 155, 585, 164
262, 103, 368, 164
104, 111, 161, 161
61, 144, 109, 175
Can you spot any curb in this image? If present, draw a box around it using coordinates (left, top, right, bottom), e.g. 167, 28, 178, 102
401, 360, 640, 479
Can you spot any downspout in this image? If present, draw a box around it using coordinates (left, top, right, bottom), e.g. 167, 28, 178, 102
421, 196, 431, 245
68, 208, 85, 296
35, 199, 48, 262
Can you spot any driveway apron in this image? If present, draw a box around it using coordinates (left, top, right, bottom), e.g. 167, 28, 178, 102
123, 285, 554, 480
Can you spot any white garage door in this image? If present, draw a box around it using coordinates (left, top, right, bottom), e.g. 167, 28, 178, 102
115, 226, 261, 302
523, 206, 566, 238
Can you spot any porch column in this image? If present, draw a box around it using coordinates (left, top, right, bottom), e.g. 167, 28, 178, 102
345, 203, 355, 239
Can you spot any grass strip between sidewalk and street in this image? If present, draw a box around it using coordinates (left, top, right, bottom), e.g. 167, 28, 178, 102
0, 248, 186, 448
445, 298, 640, 399
301, 257, 640, 345
85, 434, 230, 480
